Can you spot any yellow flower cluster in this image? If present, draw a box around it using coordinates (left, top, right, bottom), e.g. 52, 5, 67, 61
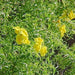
57, 20, 66, 37
68, 10, 75, 20
13, 26, 30, 45
59, 10, 75, 21
33, 37, 47, 56
40, 46, 47, 56
13, 27, 47, 56
59, 25, 66, 37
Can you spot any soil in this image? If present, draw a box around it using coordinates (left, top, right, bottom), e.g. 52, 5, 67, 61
63, 34, 75, 47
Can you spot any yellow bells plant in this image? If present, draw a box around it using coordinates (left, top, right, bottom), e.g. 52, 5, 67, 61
59, 10, 69, 21
33, 37, 47, 56
20, 28, 28, 36
16, 31, 30, 45
13, 26, 21, 34
16, 34, 22, 44
13, 26, 30, 45
40, 46, 47, 56
13, 26, 28, 36
23, 38, 30, 45
33, 43, 41, 53
57, 20, 66, 37
68, 10, 75, 20
59, 10, 75, 21
59, 25, 66, 37
33, 37, 43, 53
34, 37, 43, 45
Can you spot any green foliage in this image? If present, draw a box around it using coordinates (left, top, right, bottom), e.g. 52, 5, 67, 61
0, 0, 75, 75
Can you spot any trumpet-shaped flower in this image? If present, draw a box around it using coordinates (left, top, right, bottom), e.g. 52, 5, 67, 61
13, 26, 21, 34
13, 26, 30, 45
40, 46, 47, 56
33, 43, 41, 53
59, 25, 66, 33
16, 33, 30, 45
20, 28, 28, 36
59, 10, 75, 21
16, 34, 24, 45
68, 10, 75, 20
13, 26, 28, 36
59, 25, 66, 37
33, 37, 47, 56
23, 38, 30, 45
34, 37, 43, 45
60, 32, 64, 37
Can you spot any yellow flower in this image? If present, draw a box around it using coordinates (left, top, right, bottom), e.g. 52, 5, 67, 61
59, 25, 66, 37
59, 10, 72, 21
61, 32, 64, 37
34, 37, 43, 45
59, 10, 75, 21
23, 38, 30, 45
33, 37, 47, 56
13, 26, 28, 36
60, 25, 66, 33
40, 46, 47, 56
20, 28, 28, 36
13, 26, 30, 45
16, 34, 24, 45
68, 10, 75, 20
13, 26, 21, 34
16, 33, 30, 45
33, 43, 41, 53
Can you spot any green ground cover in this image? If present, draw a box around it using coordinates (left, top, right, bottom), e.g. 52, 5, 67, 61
0, 0, 75, 75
